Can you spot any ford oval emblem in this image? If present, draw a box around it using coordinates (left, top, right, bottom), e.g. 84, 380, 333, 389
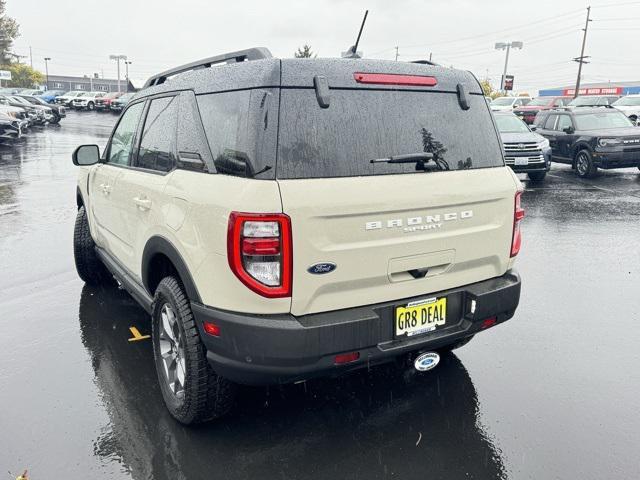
414, 352, 440, 372
307, 262, 337, 275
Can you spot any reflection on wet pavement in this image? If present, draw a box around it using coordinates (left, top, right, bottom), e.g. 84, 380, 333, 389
0, 112, 639, 479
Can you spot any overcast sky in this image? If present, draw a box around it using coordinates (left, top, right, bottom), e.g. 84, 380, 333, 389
7, 0, 640, 94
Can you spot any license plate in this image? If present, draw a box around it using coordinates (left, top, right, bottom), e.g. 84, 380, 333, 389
515, 158, 529, 166
395, 297, 447, 337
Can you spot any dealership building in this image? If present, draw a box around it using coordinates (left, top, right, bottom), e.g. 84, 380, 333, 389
45, 74, 135, 93
539, 81, 640, 97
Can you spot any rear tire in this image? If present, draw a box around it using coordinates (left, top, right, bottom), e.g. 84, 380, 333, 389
73, 206, 110, 285
152, 277, 236, 424
527, 171, 546, 182
440, 335, 474, 352
87, 102, 95, 111
575, 150, 597, 178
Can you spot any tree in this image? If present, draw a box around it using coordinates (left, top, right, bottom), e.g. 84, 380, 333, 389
1, 63, 44, 88
479, 79, 504, 100
294, 45, 316, 58
0, 0, 20, 64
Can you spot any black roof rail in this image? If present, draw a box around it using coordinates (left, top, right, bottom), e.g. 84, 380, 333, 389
411, 60, 439, 66
143, 47, 273, 88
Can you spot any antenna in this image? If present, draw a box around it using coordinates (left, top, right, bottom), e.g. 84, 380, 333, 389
342, 10, 369, 59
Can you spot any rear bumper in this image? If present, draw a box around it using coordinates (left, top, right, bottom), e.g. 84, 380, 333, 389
192, 270, 521, 385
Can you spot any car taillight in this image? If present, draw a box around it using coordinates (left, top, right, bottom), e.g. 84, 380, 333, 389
227, 212, 292, 298
510, 191, 525, 257
353, 72, 438, 87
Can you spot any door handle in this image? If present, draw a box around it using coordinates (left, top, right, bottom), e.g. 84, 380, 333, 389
133, 196, 152, 211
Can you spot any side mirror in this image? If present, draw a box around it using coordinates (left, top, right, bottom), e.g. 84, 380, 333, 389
72, 144, 100, 166
530, 125, 537, 131
563, 126, 575, 134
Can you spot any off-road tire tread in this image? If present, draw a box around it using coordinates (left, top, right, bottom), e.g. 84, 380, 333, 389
73, 206, 109, 285
153, 277, 236, 424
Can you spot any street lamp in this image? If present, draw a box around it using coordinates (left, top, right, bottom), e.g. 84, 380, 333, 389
124, 61, 132, 92
109, 54, 127, 93
44, 57, 51, 90
494, 41, 523, 93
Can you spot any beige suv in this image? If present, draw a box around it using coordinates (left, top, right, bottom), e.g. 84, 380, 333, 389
72, 48, 524, 424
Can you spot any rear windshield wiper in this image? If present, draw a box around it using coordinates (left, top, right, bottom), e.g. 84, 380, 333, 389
370, 152, 448, 171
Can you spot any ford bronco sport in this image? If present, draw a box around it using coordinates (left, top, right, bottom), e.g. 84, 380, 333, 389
72, 47, 523, 424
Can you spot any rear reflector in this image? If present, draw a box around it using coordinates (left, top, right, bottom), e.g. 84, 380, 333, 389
353, 72, 438, 87
203, 322, 221, 337
481, 317, 497, 329
334, 352, 360, 365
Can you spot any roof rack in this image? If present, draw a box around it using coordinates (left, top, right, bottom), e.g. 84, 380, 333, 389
143, 47, 273, 88
411, 60, 439, 66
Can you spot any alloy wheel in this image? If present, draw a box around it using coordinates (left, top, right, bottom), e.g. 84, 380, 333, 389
158, 303, 186, 398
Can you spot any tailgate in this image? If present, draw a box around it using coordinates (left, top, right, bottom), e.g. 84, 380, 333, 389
279, 167, 517, 316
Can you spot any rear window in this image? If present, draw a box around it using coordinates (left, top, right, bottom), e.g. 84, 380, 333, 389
277, 89, 503, 179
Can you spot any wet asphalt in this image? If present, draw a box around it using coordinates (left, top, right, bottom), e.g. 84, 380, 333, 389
0, 112, 639, 480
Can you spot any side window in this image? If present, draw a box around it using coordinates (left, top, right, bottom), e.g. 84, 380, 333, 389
106, 101, 144, 166
196, 89, 277, 179
553, 98, 565, 107
557, 115, 574, 131
136, 96, 178, 173
544, 114, 558, 130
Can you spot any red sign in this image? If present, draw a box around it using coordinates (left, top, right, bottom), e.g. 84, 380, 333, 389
563, 87, 623, 96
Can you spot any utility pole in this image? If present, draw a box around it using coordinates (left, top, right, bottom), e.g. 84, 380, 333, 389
573, 6, 592, 98
29, 46, 33, 68
109, 54, 127, 92
44, 57, 51, 89
429, 52, 433, 62
395, 46, 399, 61
125, 60, 132, 92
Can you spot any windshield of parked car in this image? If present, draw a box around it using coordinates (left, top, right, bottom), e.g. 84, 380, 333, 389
491, 97, 515, 106
568, 96, 598, 106
117, 93, 134, 101
613, 96, 640, 107
10, 96, 30, 105
494, 114, 530, 133
527, 98, 551, 106
575, 111, 634, 130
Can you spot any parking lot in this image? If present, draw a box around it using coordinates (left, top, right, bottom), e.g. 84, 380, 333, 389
1, 111, 639, 479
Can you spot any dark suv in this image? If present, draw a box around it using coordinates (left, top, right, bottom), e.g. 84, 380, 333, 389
534, 108, 640, 177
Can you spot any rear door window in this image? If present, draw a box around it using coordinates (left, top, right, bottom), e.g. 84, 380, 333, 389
277, 89, 504, 179
135, 96, 178, 173
544, 114, 558, 130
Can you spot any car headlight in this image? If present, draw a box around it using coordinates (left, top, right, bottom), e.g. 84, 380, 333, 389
598, 138, 621, 147
537, 139, 550, 149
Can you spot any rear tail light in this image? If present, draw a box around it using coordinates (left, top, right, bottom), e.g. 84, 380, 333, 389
353, 72, 438, 87
227, 212, 292, 298
510, 191, 525, 257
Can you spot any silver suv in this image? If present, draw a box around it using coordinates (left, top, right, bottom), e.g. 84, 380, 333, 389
72, 48, 524, 424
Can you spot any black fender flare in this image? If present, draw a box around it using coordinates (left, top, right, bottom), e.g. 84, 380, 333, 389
76, 186, 84, 209
571, 141, 594, 166
142, 236, 201, 303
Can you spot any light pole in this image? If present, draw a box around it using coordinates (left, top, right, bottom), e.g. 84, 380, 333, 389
124, 61, 132, 92
494, 41, 523, 93
44, 57, 51, 90
109, 54, 127, 93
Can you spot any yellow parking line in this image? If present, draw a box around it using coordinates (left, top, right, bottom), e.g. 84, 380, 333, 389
128, 326, 150, 342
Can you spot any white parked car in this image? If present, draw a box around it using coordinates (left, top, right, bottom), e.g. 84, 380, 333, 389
71, 92, 107, 111
612, 94, 640, 123
490, 96, 532, 112
55, 91, 85, 107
